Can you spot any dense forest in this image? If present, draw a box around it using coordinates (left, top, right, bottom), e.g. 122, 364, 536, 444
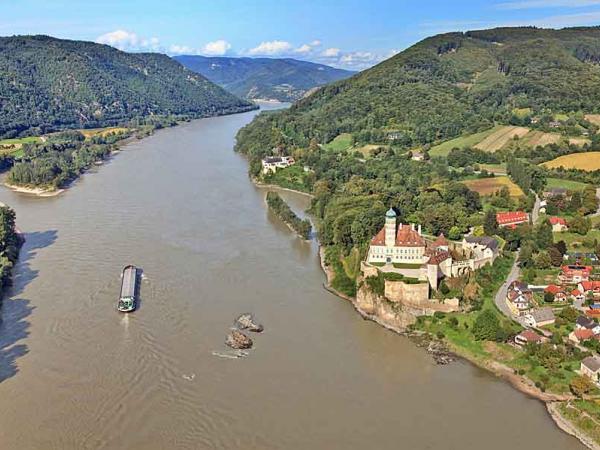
0, 35, 256, 138
175, 55, 354, 102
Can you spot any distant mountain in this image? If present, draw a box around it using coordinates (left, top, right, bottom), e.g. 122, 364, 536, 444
236, 26, 600, 157
0, 35, 255, 138
174, 55, 355, 102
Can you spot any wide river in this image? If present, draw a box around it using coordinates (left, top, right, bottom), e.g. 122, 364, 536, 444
0, 105, 583, 449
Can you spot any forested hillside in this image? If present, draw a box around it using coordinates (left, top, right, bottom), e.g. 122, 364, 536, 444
0, 35, 256, 138
175, 55, 354, 102
236, 26, 600, 156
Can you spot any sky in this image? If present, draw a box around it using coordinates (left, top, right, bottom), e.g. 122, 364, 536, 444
3, 0, 600, 70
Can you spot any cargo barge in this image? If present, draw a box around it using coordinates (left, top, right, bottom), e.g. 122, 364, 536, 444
118, 265, 139, 312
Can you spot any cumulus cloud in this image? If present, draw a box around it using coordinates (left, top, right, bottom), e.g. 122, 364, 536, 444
169, 44, 195, 54
96, 30, 160, 52
295, 44, 312, 54
321, 47, 340, 57
310, 40, 322, 46
248, 40, 293, 55
202, 39, 231, 55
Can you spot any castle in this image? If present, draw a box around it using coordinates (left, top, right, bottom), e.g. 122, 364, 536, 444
365, 208, 500, 293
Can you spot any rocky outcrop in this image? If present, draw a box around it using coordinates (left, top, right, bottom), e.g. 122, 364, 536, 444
225, 330, 253, 349
235, 313, 264, 332
354, 280, 418, 333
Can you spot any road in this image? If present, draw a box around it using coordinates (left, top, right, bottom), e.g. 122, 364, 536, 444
531, 192, 541, 224
494, 249, 522, 320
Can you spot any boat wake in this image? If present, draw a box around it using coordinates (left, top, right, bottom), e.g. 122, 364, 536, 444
211, 350, 249, 359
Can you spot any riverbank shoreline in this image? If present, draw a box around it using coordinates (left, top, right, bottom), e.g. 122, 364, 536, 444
315, 243, 595, 449
3, 182, 65, 197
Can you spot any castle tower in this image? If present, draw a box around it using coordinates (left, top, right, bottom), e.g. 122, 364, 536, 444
385, 208, 397, 247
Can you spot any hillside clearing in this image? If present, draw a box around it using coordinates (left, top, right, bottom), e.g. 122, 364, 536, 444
462, 176, 524, 197
546, 177, 590, 191
542, 152, 600, 171
322, 133, 353, 152
79, 127, 129, 139
474, 126, 530, 152
585, 114, 600, 127
521, 130, 561, 147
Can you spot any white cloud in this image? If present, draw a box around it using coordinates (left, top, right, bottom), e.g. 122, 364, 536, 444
295, 44, 312, 54
202, 39, 231, 56
169, 44, 195, 54
248, 40, 293, 55
496, 0, 600, 9
310, 40, 322, 46
96, 30, 160, 52
321, 47, 340, 57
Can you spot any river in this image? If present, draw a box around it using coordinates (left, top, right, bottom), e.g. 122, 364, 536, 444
0, 105, 583, 449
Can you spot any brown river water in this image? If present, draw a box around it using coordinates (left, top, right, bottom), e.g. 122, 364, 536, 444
0, 105, 584, 449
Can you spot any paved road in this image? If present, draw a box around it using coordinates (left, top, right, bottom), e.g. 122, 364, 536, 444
591, 187, 600, 218
494, 249, 521, 320
531, 192, 541, 224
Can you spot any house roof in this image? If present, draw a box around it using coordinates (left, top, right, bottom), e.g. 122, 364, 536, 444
370, 224, 426, 247
580, 281, 600, 291
465, 236, 499, 250
572, 289, 583, 296
577, 315, 596, 329
496, 211, 528, 225
562, 265, 593, 275
545, 285, 564, 295
263, 156, 283, 163
529, 307, 555, 323
430, 233, 449, 248
582, 356, 600, 372
575, 329, 595, 341
549, 217, 567, 226
517, 330, 542, 342
428, 251, 451, 266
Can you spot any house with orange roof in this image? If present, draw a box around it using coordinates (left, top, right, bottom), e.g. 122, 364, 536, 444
568, 328, 595, 344
545, 284, 567, 302
549, 216, 569, 232
496, 211, 529, 229
578, 281, 600, 298
559, 265, 592, 284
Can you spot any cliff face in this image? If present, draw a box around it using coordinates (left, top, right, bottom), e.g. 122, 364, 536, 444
354, 279, 418, 332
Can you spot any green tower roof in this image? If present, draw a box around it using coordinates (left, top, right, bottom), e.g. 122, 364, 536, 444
386, 208, 396, 218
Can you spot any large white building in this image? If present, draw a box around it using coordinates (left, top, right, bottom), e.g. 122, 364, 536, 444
261, 156, 295, 174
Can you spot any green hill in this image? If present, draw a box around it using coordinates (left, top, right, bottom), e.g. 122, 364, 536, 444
0, 35, 256, 138
174, 55, 354, 102
235, 26, 600, 162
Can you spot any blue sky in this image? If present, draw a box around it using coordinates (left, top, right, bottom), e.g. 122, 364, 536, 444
3, 0, 600, 69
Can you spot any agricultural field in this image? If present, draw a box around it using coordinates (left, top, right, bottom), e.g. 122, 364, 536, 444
462, 176, 524, 197
546, 177, 590, 191
429, 126, 502, 157
568, 137, 591, 147
520, 130, 561, 147
479, 163, 507, 175
0, 136, 42, 155
542, 152, 600, 171
78, 127, 129, 139
354, 144, 386, 157
474, 126, 530, 152
585, 114, 600, 127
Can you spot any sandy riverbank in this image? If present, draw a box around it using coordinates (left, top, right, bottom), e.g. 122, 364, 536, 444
4, 182, 64, 197
548, 402, 600, 450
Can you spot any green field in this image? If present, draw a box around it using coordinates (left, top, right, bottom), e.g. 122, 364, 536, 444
430, 126, 502, 157
0, 137, 42, 146
322, 133, 353, 152
555, 229, 600, 251
546, 177, 591, 191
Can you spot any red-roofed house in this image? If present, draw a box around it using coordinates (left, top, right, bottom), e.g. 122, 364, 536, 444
569, 328, 595, 344
579, 281, 600, 298
559, 265, 592, 284
545, 284, 567, 302
515, 329, 543, 346
572, 289, 585, 302
549, 216, 569, 232
496, 211, 529, 229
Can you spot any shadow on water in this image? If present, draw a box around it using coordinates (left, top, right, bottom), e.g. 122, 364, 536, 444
0, 230, 58, 383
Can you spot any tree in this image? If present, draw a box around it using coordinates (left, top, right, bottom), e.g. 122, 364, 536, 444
569, 215, 591, 235
549, 246, 564, 267
448, 226, 462, 240
483, 209, 498, 236
472, 309, 501, 341
559, 306, 579, 322
535, 251, 552, 269
535, 219, 554, 249
519, 241, 535, 268
570, 375, 596, 397
554, 240, 567, 256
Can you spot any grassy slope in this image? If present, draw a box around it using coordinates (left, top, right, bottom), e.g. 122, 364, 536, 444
430, 126, 502, 157
543, 152, 600, 171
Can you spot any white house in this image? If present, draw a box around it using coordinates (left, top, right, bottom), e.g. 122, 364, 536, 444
580, 356, 600, 384
261, 156, 295, 174
523, 307, 555, 328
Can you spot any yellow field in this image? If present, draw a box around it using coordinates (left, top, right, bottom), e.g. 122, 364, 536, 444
79, 127, 129, 138
585, 114, 600, 127
542, 152, 600, 171
462, 176, 524, 197
474, 126, 530, 152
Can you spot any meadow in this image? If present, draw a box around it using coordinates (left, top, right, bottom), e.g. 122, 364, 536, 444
542, 152, 600, 171
462, 176, 524, 197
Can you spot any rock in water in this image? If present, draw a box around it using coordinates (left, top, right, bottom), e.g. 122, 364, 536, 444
235, 313, 264, 333
225, 330, 253, 349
